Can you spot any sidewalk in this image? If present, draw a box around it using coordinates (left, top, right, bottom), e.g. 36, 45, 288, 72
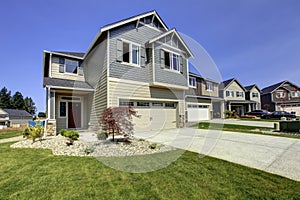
0, 136, 24, 144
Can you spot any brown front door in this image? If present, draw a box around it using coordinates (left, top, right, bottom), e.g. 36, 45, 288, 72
68, 102, 81, 128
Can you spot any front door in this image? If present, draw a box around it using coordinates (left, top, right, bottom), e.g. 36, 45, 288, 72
68, 102, 81, 128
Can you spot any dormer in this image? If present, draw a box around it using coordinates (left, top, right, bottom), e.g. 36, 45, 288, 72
43, 51, 85, 82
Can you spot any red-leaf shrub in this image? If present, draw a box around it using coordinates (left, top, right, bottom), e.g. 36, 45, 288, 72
99, 106, 138, 141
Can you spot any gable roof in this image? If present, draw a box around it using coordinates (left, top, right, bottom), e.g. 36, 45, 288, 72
84, 10, 168, 59
148, 28, 194, 58
244, 84, 261, 93
101, 10, 168, 32
221, 78, 246, 91
261, 80, 300, 94
43, 77, 94, 91
0, 109, 8, 118
3, 109, 32, 117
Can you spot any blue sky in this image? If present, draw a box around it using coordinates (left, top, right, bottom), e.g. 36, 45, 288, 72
0, 0, 299, 112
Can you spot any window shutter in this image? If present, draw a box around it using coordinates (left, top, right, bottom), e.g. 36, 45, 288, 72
116, 39, 123, 62
78, 67, 84, 76
180, 56, 184, 74
160, 49, 165, 69
59, 64, 64, 73
59, 58, 65, 64
140, 46, 145, 67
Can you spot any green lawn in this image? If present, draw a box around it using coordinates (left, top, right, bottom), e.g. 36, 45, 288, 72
240, 118, 278, 122
0, 142, 299, 199
198, 122, 300, 139
0, 130, 22, 139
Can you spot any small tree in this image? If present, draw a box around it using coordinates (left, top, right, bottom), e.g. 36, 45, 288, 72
100, 107, 138, 141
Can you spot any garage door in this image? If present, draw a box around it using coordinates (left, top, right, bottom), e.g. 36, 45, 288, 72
187, 104, 210, 122
282, 106, 300, 115
132, 102, 177, 132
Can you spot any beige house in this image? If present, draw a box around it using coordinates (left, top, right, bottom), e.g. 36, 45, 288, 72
43, 11, 194, 133
220, 78, 260, 116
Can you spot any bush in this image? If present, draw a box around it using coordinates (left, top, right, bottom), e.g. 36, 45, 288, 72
84, 146, 95, 155
60, 129, 79, 140
97, 132, 108, 140
59, 129, 68, 136
23, 121, 45, 142
149, 143, 157, 149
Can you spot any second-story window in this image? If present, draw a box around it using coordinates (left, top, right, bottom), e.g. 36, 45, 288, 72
226, 91, 234, 97
206, 82, 214, 91
122, 41, 140, 66
252, 92, 259, 98
291, 91, 299, 97
276, 91, 285, 98
236, 91, 244, 97
189, 77, 196, 88
163, 50, 179, 71
59, 58, 80, 74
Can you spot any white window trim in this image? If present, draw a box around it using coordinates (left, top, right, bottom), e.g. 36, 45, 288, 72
206, 82, 214, 92
121, 39, 141, 67
189, 77, 196, 88
236, 91, 244, 98
64, 59, 79, 75
291, 91, 299, 97
226, 91, 234, 97
276, 91, 286, 98
58, 96, 83, 129
163, 49, 180, 72
59, 101, 67, 118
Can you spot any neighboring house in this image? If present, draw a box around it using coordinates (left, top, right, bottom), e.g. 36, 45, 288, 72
0, 109, 9, 128
1, 109, 32, 125
220, 78, 259, 116
244, 84, 261, 110
261, 80, 300, 115
185, 72, 224, 121
43, 10, 194, 132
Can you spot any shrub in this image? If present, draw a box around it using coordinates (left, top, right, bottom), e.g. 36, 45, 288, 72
23, 121, 45, 142
84, 146, 95, 155
23, 128, 30, 138
59, 129, 68, 136
149, 143, 157, 149
64, 130, 79, 140
97, 132, 108, 140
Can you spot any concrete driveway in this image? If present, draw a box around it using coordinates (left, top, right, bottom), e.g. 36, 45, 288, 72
135, 128, 300, 181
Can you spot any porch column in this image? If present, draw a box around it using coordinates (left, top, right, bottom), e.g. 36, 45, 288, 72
248, 104, 251, 112
228, 102, 231, 111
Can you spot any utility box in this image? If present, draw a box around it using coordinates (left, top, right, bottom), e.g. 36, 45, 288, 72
280, 121, 300, 132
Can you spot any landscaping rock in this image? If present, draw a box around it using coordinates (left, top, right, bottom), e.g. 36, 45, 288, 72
10, 136, 176, 157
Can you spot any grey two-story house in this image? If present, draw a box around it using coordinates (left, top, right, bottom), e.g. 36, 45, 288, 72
43, 10, 193, 133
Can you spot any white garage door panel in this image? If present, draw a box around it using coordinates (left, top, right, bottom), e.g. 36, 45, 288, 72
133, 108, 176, 132
187, 108, 209, 121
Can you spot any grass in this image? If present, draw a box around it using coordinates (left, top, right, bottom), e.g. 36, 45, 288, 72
198, 122, 300, 139
0, 142, 300, 199
0, 130, 23, 139
239, 118, 278, 122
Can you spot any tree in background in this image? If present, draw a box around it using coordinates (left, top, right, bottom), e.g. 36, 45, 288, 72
24, 97, 37, 115
11, 91, 25, 110
0, 87, 12, 108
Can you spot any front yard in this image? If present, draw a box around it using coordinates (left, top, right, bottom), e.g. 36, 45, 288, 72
0, 142, 299, 199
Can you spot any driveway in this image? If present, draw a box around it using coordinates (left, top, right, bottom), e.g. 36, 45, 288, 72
135, 128, 300, 181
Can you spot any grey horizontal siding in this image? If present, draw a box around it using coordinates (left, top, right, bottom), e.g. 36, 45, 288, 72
154, 42, 188, 87
109, 23, 162, 82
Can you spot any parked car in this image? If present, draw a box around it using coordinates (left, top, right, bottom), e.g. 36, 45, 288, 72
261, 111, 296, 120
245, 110, 271, 117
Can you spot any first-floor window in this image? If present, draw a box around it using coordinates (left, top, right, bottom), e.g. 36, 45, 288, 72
59, 102, 66, 117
